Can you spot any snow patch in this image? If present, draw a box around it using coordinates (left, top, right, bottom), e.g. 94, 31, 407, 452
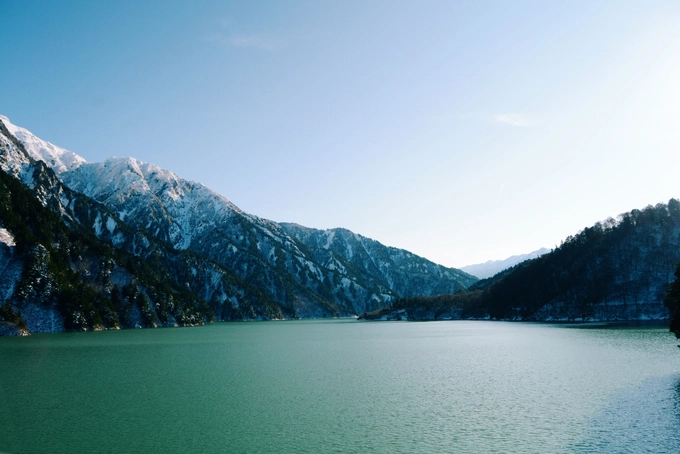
112, 232, 126, 247
0, 228, 16, 247
106, 216, 117, 235
324, 230, 336, 249
93, 213, 103, 237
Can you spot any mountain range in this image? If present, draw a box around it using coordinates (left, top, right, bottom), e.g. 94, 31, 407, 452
460, 248, 551, 279
0, 115, 476, 334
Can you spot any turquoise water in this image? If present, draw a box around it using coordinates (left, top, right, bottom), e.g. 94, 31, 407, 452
1, 320, 679, 453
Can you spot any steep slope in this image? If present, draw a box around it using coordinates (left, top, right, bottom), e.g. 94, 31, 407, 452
362, 201, 680, 321
0, 120, 292, 335
280, 223, 477, 299
0, 114, 85, 173
460, 248, 550, 279
1, 115, 477, 317
57, 157, 373, 316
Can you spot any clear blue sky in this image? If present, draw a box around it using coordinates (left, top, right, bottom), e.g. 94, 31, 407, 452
2, 1, 680, 268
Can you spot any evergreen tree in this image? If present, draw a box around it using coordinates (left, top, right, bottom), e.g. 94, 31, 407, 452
665, 263, 680, 338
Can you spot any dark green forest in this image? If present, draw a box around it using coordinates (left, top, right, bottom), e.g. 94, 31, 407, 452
665, 263, 680, 338
363, 200, 680, 329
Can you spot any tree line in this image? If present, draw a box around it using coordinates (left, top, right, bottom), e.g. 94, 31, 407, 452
371, 200, 680, 325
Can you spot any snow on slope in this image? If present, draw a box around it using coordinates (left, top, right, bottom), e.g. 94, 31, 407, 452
460, 247, 551, 279
2, 114, 478, 316
57, 156, 305, 256
0, 228, 15, 247
0, 125, 32, 186
0, 115, 310, 274
0, 115, 85, 174
0, 115, 263, 252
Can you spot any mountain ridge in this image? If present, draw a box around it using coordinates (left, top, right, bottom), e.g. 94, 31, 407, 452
0, 115, 476, 332
460, 247, 551, 279
1, 117, 293, 334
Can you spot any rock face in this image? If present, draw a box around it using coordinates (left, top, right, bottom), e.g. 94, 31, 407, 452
0, 115, 476, 333
280, 223, 476, 309
0, 321, 29, 336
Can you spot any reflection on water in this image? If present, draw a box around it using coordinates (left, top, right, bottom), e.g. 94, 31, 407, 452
573, 374, 680, 453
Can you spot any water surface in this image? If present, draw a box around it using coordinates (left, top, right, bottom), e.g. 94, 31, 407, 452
1, 320, 679, 453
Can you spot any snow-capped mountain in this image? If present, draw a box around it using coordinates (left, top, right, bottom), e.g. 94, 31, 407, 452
281, 223, 476, 300
460, 248, 551, 279
1, 118, 290, 334
0, 115, 84, 174
0, 115, 477, 330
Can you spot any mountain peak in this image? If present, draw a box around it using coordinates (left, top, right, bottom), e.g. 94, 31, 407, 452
0, 115, 86, 174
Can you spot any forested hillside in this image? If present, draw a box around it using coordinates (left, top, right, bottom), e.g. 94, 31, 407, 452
665, 264, 680, 338
362, 200, 680, 322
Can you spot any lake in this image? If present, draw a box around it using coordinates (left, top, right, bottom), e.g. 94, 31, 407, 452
1, 320, 679, 453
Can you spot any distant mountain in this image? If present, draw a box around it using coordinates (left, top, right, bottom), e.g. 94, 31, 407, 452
460, 248, 551, 279
0, 115, 476, 333
361, 201, 680, 322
